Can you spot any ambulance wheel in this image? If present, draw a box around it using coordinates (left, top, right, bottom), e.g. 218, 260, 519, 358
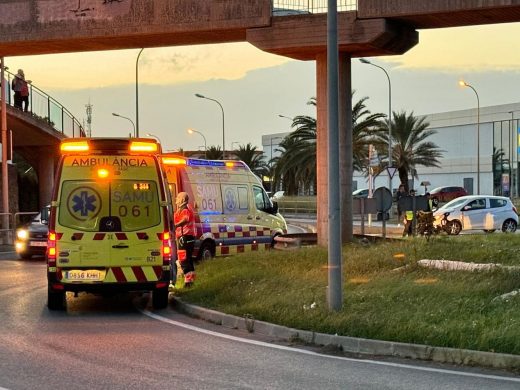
47, 289, 65, 311
152, 287, 169, 310
199, 241, 215, 260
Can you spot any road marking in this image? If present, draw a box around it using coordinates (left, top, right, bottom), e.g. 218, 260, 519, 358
141, 309, 520, 384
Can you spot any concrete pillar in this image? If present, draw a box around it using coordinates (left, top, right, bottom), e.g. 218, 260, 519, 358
316, 52, 329, 246
38, 150, 55, 208
339, 53, 353, 242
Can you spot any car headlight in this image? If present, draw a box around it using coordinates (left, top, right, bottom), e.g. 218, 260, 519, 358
16, 229, 29, 240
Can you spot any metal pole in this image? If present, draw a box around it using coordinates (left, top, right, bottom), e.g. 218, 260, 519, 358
195, 94, 225, 159
509, 111, 514, 198
136, 48, 144, 138
327, 0, 342, 311
460, 81, 480, 194
1, 57, 10, 235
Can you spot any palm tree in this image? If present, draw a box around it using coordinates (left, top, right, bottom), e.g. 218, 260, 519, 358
375, 111, 443, 192
232, 143, 268, 178
205, 145, 222, 160
273, 94, 384, 194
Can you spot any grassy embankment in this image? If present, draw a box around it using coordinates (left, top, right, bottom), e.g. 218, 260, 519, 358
175, 234, 520, 355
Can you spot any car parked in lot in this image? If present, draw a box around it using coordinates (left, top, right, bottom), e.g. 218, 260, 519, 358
433, 195, 518, 235
270, 191, 285, 201
15, 205, 49, 259
429, 186, 467, 203
352, 188, 369, 198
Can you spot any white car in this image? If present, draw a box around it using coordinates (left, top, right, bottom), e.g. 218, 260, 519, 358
433, 195, 518, 234
271, 191, 285, 201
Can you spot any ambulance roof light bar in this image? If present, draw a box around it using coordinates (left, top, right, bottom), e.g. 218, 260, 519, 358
60, 138, 159, 154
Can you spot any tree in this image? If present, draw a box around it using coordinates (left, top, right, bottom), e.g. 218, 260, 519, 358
272, 94, 385, 194
375, 111, 443, 192
232, 143, 268, 178
205, 145, 222, 160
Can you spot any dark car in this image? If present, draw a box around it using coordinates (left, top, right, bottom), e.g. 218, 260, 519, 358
429, 186, 468, 203
15, 206, 49, 259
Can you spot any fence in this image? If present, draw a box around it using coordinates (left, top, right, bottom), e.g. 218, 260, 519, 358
273, 0, 357, 14
2, 69, 85, 138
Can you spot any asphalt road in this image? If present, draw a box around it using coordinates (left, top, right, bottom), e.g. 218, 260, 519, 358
0, 257, 519, 390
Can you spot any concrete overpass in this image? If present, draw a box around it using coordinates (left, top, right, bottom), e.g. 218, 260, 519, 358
1, 0, 520, 242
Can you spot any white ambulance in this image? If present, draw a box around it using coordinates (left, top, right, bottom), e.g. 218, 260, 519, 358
161, 155, 287, 259
47, 138, 173, 310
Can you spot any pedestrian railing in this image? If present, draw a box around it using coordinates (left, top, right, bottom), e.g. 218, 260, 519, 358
3, 69, 85, 138
272, 0, 357, 14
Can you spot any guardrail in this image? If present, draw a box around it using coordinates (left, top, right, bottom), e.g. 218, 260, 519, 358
273, 0, 357, 14
2, 68, 85, 138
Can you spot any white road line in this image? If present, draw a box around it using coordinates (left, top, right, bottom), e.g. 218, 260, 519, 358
141, 309, 520, 384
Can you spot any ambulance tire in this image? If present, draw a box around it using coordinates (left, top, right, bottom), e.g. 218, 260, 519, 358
47, 289, 65, 311
199, 241, 215, 261
152, 287, 169, 310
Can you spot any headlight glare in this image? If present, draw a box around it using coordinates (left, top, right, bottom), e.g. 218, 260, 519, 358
17, 229, 29, 240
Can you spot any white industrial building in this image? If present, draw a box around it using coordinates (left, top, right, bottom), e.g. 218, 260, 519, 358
263, 103, 520, 197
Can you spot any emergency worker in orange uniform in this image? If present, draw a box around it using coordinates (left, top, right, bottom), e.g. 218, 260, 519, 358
173, 192, 196, 287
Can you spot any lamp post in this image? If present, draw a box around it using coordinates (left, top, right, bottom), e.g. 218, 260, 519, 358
278, 114, 293, 122
359, 58, 392, 196
509, 111, 515, 197
135, 48, 144, 138
145, 132, 162, 144
269, 136, 283, 191
112, 112, 136, 138
195, 93, 225, 159
187, 128, 207, 158
459, 80, 480, 194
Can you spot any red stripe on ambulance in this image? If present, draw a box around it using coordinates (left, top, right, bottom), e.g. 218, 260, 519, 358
72, 233, 84, 241
132, 266, 147, 282
93, 233, 105, 240
153, 266, 162, 279
116, 233, 128, 240
112, 267, 127, 282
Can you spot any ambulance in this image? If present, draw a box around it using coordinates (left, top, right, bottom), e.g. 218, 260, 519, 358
161, 154, 287, 259
47, 138, 173, 310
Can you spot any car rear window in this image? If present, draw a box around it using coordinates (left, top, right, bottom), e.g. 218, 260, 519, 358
489, 198, 508, 208
58, 179, 161, 231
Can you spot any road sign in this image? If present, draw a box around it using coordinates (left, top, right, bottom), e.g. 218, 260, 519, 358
373, 187, 393, 212
387, 166, 397, 179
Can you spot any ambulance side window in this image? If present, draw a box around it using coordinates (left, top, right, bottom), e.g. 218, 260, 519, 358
237, 186, 249, 211
253, 185, 270, 212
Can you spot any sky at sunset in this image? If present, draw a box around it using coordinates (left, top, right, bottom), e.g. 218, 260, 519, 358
5, 22, 520, 153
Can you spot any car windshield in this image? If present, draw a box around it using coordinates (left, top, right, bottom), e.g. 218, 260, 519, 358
439, 197, 468, 210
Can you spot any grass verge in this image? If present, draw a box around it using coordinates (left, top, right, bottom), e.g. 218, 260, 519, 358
175, 234, 520, 355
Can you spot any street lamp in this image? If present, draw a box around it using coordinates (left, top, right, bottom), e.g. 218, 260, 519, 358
112, 112, 136, 138
145, 132, 162, 144
359, 58, 392, 197
135, 48, 144, 138
195, 93, 225, 159
187, 128, 207, 158
459, 80, 480, 194
269, 136, 283, 191
278, 114, 293, 122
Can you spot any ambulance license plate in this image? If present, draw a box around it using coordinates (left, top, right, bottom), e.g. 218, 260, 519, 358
30, 241, 47, 247
66, 270, 103, 281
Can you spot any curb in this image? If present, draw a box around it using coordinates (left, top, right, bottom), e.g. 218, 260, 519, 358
172, 297, 520, 370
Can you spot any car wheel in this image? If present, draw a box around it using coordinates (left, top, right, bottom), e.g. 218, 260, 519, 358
199, 241, 215, 260
448, 220, 462, 235
502, 219, 517, 233
18, 253, 32, 260
483, 229, 496, 234
152, 287, 169, 310
47, 288, 65, 311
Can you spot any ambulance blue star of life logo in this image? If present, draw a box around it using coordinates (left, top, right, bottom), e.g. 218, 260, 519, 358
224, 188, 237, 211
67, 187, 102, 221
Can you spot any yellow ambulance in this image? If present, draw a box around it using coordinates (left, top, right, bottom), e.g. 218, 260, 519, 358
161, 154, 287, 259
47, 138, 173, 310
